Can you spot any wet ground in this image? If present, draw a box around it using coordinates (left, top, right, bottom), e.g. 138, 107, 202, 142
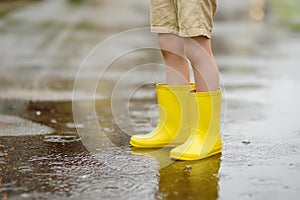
1, 0, 300, 199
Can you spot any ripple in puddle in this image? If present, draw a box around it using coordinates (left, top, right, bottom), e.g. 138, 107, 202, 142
44, 135, 81, 143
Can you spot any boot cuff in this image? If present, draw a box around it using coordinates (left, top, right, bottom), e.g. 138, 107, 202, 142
189, 88, 222, 97
156, 83, 195, 90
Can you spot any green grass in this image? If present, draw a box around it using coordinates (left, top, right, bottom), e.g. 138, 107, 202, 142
272, 0, 300, 31
68, 0, 84, 5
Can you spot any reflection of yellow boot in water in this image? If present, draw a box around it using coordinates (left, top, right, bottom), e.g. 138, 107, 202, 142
170, 89, 222, 160
130, 83, 195, 148
158, 154, 221, 199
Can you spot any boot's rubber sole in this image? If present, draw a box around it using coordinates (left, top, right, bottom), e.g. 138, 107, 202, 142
130, 138, 183, 148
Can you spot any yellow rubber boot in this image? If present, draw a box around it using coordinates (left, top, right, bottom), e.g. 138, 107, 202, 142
170, 89, 222, 160
130, 83, 195, 148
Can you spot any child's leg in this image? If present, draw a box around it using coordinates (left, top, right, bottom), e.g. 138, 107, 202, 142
170, 35, 222, 161
158, 33, 190, 85
184, 36, 219, 92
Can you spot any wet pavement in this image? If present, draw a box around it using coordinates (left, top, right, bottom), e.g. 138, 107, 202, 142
1, 0, 300, 199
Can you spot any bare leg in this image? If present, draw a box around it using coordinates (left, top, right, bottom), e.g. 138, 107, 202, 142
184, 36, 219, 92
158, 33, 190, 85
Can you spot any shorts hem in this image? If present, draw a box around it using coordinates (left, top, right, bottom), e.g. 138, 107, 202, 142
151, 26, 212, 38
151, 26, 179, 35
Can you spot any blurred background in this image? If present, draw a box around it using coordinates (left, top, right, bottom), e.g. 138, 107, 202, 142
0, 0, 300, 199
0, 0, 299, 99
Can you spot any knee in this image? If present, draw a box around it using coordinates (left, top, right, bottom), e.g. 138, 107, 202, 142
184, 37, 213, 61
184, 39, 199, 61
158, 34, 184, 57
158, 34, 171, 48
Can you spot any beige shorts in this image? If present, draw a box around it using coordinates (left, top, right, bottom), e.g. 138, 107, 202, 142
150, 0, 217, 38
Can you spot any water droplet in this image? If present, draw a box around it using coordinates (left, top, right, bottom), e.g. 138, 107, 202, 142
103, 127, 114, 133
18, 165, 33, 172
21, 193, 31, 198
36, 111, 41, 116
80, 175, 90, 179
242, 139, 251, 145
66, 122, 84, 129
51, 119, 57, 123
